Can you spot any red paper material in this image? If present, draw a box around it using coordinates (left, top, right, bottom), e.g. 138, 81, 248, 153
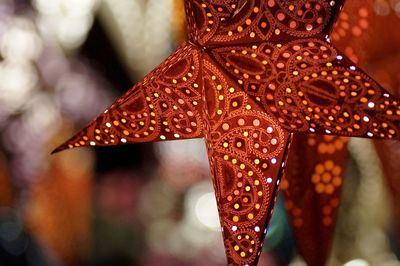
54, 1, 400, 265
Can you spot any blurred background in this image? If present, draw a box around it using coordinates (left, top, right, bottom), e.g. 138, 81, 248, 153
0, 0, 400, 265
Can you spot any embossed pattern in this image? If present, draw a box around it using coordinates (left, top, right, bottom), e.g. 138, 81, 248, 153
53, 43, 204, 152
203, 57, 292, 264
54, 1, 400, 265
281, 2, 373, 264
283, 134, 348, 266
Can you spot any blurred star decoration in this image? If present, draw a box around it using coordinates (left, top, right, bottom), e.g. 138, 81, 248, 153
54, 1, 400, 265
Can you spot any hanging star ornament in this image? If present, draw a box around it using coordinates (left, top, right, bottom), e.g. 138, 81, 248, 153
54, 1, 400, 265
281, 1, 372, 265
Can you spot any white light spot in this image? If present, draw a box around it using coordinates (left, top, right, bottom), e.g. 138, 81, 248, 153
90, 141, 96, 146
232, 226, 237, 231
160, 135, 166, 140
363, 116, 370, 122
254, 226, 260, 232
384, 93, 390, 98
266, 126, 273, 133
271, 158, 277, 164
106, 122, 111, 128
267, 177, 273, 183
325, 129, 331, 134
368, 102, 375, 108
194, 192, 220, 230
174, 133, 180, 138
121, 138, 127, 143
350, 66, 356, 70
337, 55, 343, 60
343, 259, 369, 266
367, 132, 373, 137
325, 35, 331, 42
309, 128, 316, 133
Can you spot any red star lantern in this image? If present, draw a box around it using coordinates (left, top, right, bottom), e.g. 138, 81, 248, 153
54, 1, 400, 265
284, 2, 400, 265
283, 134, 348, 266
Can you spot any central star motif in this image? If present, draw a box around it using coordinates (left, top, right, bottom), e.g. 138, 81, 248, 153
54, 1, 400, 265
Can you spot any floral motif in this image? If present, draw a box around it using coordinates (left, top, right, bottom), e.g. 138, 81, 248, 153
312, 160, 342, 195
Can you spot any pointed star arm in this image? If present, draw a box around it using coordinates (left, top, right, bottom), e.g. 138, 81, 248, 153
208, 39, 400, 139
277, 40, 400, 139
53, 42, 204, 153
202, 55, 293, 265
283, 134, 348, 266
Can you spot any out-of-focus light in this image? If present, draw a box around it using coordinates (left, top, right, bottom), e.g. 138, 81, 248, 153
23, 93, 61, 137
155, 139, 209, 168
101, 0, 173, 76
374, 0, 392, 16
0, 0, 13, 14
33, 0, 98, 50
34, 0, 97, 16
155, 139, 211, 189
0, 221, 22, 242
344, 259, 370, 266
185, 182, 220, 231
194, 192, 220, 230
0, 0, 111, 188
0, 211, 27, 257
32, 0, 62, 16
55, 72, 112, 120
56, 16, 93, 50
392, 0, 400, 16
0, 61, 38, 112
0, 18, 42, 61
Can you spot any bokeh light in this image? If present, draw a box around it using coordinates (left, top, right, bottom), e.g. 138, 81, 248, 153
0, 0, 399, 265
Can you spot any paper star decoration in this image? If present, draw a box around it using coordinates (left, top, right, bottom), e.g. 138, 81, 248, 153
283, 134, 348, 265
282, 2, 400, 264
54, 1, 400, 265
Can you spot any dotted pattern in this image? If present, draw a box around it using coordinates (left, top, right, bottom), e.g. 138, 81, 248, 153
54, 1, 400, 265
185, 0, 344, 45
209, 39, 400, 139
281, 2, 375, 265
283, 134, 347, 266
203, 57, 291, 265
53, 43, 204, 152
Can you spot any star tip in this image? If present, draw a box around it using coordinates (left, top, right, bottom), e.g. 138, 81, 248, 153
50, 148, 61, 155
50, 144, 68, 155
